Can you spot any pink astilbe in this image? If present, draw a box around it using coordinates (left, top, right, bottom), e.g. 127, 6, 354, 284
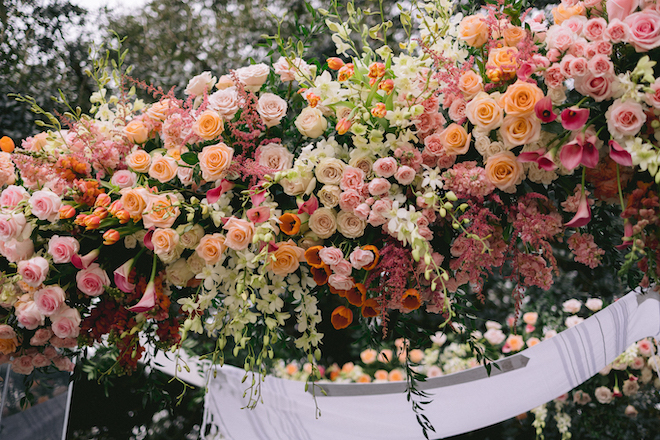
442, 161, 495, 201
568, 232, 605, 269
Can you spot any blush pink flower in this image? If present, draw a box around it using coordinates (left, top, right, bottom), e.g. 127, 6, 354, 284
16, 302, 44, 330
394, 166, 416, 185
30, 328, 53, 346
247, 206, 271, 223
28, 189, 62, 222
625, 10, 660, 52
368, 178, 391, 196
373, 157, 398, 178
584, 17, 608, 41
111, 170, 138, 189
48, 236, 80, 264
535, 97, 557, 122
319, 247, 344, 266
340, 166, 366, 192
127, 280, 156, 312
34, 285, 66, 316
605, 19, 630, 43
0, 213, 27, 241
606, 98, 647, 138
17, 257, 49, 287
76, 263, 111, 297
607, 0, 640, 22
565, 191, 592, 228
114, 259, 136, 293
349, 247, 375, 270
0, 185, 29, 207
609, 140, 633, 166
50, 307, 81, 339
574, 72, 617, 102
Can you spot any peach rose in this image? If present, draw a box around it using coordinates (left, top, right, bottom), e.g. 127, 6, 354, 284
142, 193, 180, 229
257, 93, 288, 127
486, 47, 519, 82
499, 113, 541, 147
502, 26, 527, 47
485, 151, 523, 193
552, 3, 586, 25
120, 187, 151, 220
193, 110, 224, 141
506, 334, 525, 352
152, 228, 180, 256
196, 233, 227, 265
223, 218, 255, 250
336, 210, 367, 239
258, 143, 294, 172
126, 149, 152, 173
459, 15, 489, 47
439, 123, 471, 155
269, 240, 305, 276
458, 70, 484, 100
198, 143, 234, 182
465, 93, 504, 131
124, 119, 149, 144
0, 324, 18, 355
499, 80, 544, 116
309, 207, 337, 239
149, 153, 178, 183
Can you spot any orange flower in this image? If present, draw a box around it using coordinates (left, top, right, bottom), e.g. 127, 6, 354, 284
361, 245, 379, 271
374, 370, 388, 381
401, 289, 421, 311
304, 245, 324, 268
439, 123, 471, 156
346, 284, 366, 307
356, 374, 372, 383
331, 306, 353, 330
311, 264, 331, 285
327, 57, 345, 70
103, 229, 120, 245
0, 136, 15, 153
361, 298, 380, 318
279, 213, 301, 236
269, 240, 305, 276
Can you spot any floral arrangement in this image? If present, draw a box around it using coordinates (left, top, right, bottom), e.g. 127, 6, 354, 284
1, 0, 660, 426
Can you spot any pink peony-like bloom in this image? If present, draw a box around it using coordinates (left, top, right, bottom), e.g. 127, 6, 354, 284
606, 99, 646, 138
349, 247, 375, 270
29, 189, 62, 222
30, 328, 53, 346
111, 170, 138, 189
331, 260, 352, 277
0, 185, 29, 207
544, 65, 565, 89
605, 18, 630, 43
76, 263, 111, 297
394, 166, 416, 185
560, 107, 590, 130
587, 54, 614, 78
625, 10, 660, 52
367, 178, 391, 196
50, 306, 81, 339
48, 236, 80, 264
340, 166, 366, 192
373, 157, 398, 178
34, 285, 66, 316
339, 189, 363, 212
353, 203, 370, 220
328, 274, 355, 291
319, 247, 343, 266
17, 256, 49, 287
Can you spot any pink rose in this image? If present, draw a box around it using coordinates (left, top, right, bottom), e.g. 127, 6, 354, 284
544, 65, 565, 88
563, 16, 586, 35
569, 57, 589, 77
340, 166, 366, 192
574, 72, 617, 102
0, 185, 29, 207
394, 166, 416, 185
339, 189, 363, 212
31, 353, 51, 368
257, 93, 288, 127
16, 302, 44, 330
353, 203, 370, 220
584, 17, 607, 41
569, 39, 589, 57
273, 57, 310, 82
373, 157, 398, 178
587, 54, 614, 77
53, 355, 75, 372
645, 78, 660, 108
368, 178, 391, 196
223, 218, 255, 251
30, 328, 53, 346
257, 143, 294, 172
48, 235, 80, 264
28, 189, 61, 222
235, 63, 270, 92
208, 88, 241, 120
448, 99, 466, 124
328, 274, 355, 291
43, 346, 57, 359
331, 259, 352, 277
547, 26, 576, 52
546, 49, 561, 62
177, 166, 194, 186
76, 263, 111, 297
625, 10, 660, 51
12, 355, 35, 375
594, 40, 613, 55
423, 133, 446, 157
34, 285, 66, 316
605, 19, 630, 43
0, 239, 34, 263
560, 55, 575, 77
318, 247, 344, 266
50, 307, 81, 339
606, 99, 647, 138
0, 213, 27, 241
349, 247, 375, 270
17, 257, 49, 287
50, 336, 77, 348
608, 0, 640, 22
111, 170, 138, 189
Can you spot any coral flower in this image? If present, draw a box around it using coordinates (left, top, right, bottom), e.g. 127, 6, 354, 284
304, 245, 324, 268
327, 57, 345, 70
361, 245, 379, 270
0, 136, 15, 153
361, 298, 380, 318
608, 140, 633, 167
401, 288, 422, 311
559, 134, 599, 171
560, 107, 590, 130
331, 306, 353, 330
336, 117, 352, 135
279, 213, 301, 236
565, 191, 592, 228
346, 283, 366, 307
311, 264, 331, 285
103, 229, 120, 245
534, 97, 557, 123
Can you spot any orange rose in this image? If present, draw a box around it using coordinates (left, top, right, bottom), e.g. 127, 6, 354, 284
142, 193, 180, 229
486, 47, 519, 83
152, 228, 180, 255
506, 334, 525, 352
502, 26, 526, 47
126, 150, 152, 173
124, 119, 149, 144
485, 151, 523, 193
269, 240, 305, 276
146, 99, 175, 121
193, 110, 224, 141
499, 113, 541, 147
465, 93, 503, 131
500, 80, 544, 116
459, 15, 489, 48
223, 217, 255, 250
119, 187, 151, 220
552, 3, 585, 26
196, 233, 227, 265
458, 70, 484, 100
439, 123, 471, 156
149, 153, 178, 183
198, 142, 234, 182
0, 324, 18, 355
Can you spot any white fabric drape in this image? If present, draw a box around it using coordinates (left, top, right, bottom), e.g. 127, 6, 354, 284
202, 288, 660, 440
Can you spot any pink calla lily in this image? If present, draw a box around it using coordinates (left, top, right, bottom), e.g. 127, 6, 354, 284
143, 229, 154, 250
609, 140, 633, 167
114, 259, 136, 293
71, 249, 100, 269
207, 179, 235, 204
518, 148, 546, 163
127, 280, 156, 313
535, 97, 557, 123
297, 194, 319, 215
247, 206, 271, 223
537, 151, 558, 171
559, 135, 599, 171
565, 191, 592, 228
250, 185, 267, 206
560, 107, 590, 130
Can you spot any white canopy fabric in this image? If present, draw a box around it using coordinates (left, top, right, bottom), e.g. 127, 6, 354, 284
202, 288, 660, 440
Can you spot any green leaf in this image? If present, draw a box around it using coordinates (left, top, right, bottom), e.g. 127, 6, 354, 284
180, 152, 199, 165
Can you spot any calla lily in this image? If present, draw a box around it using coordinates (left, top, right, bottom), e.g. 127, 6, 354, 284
206, 179, 235, 204
71, 248, 100, 269
127, 280, 156, 313
114, 259, 136, 293
143, 229, 154, 250
537, 150, 558, 171
247, 206, 271, 223
559, 134, 599, 171
560, 107, 590, 130
250, 185, 267, 206
535, 97, 557, 123
297, 194, 319, 215
609, 140, 633, 167
565, 191, 592, 228
518, 148, 546, 163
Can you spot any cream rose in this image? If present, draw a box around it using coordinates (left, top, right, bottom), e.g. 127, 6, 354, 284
178, 224, 205, 249
258, 143, 294, 172
315, 158, 346, 185
236, 63, 270, 92
458, 70, 484, 100
152, 228, 180, 256
166, 258, 195, 287
318, 185, 342, 208
459, 15, 489, 47
184, 71, 217, 96
257, 93, 288, 127
336, 210, 367, 239
208, 88, 240, 120
465, 93, 504, 131
308, 207, 337, 239
499, 113, 541, 147
295, 107, 328, 138
280, 170, 315, 196
199, 143, 234, 182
